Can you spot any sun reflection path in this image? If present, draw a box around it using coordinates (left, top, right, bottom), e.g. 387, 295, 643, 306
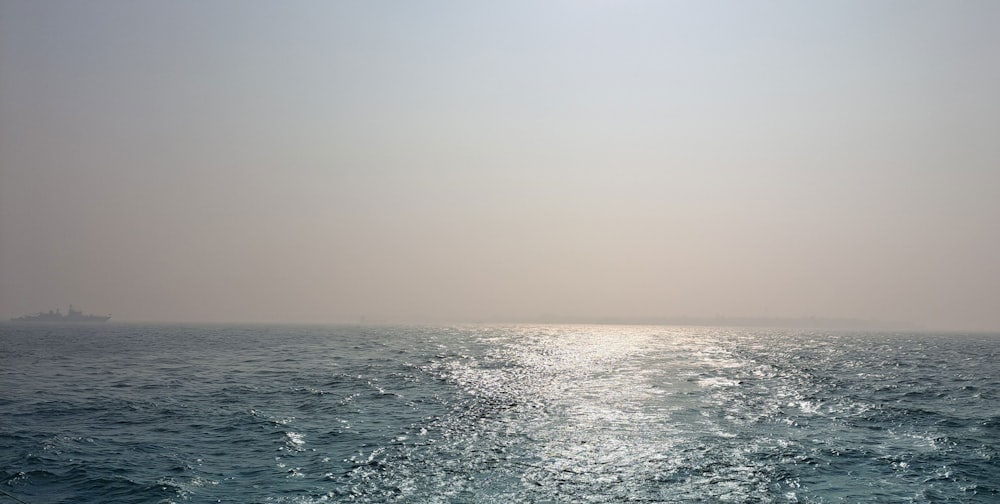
432, 325, 778, 502
348, 324, 785, 503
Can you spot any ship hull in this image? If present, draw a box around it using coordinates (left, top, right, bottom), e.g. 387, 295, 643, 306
10, 316, 111, 323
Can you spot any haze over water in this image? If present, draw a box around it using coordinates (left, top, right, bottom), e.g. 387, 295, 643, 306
1, 1, 999, 330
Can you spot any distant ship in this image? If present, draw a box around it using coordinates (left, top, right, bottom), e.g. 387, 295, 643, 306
10, 305, 111, 323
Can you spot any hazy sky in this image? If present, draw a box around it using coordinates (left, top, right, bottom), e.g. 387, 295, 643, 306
1, 0, 998, 329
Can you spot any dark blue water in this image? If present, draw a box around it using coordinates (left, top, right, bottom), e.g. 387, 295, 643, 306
1, 324, 997, 503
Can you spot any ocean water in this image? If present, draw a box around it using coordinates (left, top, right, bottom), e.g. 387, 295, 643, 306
1, 324, 997, 503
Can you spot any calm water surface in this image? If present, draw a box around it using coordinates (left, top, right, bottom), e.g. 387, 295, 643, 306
1, 324, 998, 503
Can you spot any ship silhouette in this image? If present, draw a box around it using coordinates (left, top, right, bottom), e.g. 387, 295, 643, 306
11, 305, 111, 323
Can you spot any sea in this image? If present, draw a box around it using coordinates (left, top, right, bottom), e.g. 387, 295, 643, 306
1, 324, 997, 503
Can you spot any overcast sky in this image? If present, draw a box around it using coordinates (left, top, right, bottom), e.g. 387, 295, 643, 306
1, 0, 998, 329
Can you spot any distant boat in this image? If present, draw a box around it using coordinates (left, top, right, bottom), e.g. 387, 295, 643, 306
10, 305, 111, 323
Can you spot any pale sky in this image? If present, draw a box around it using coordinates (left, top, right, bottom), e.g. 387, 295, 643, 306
1, 0, 998, 329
